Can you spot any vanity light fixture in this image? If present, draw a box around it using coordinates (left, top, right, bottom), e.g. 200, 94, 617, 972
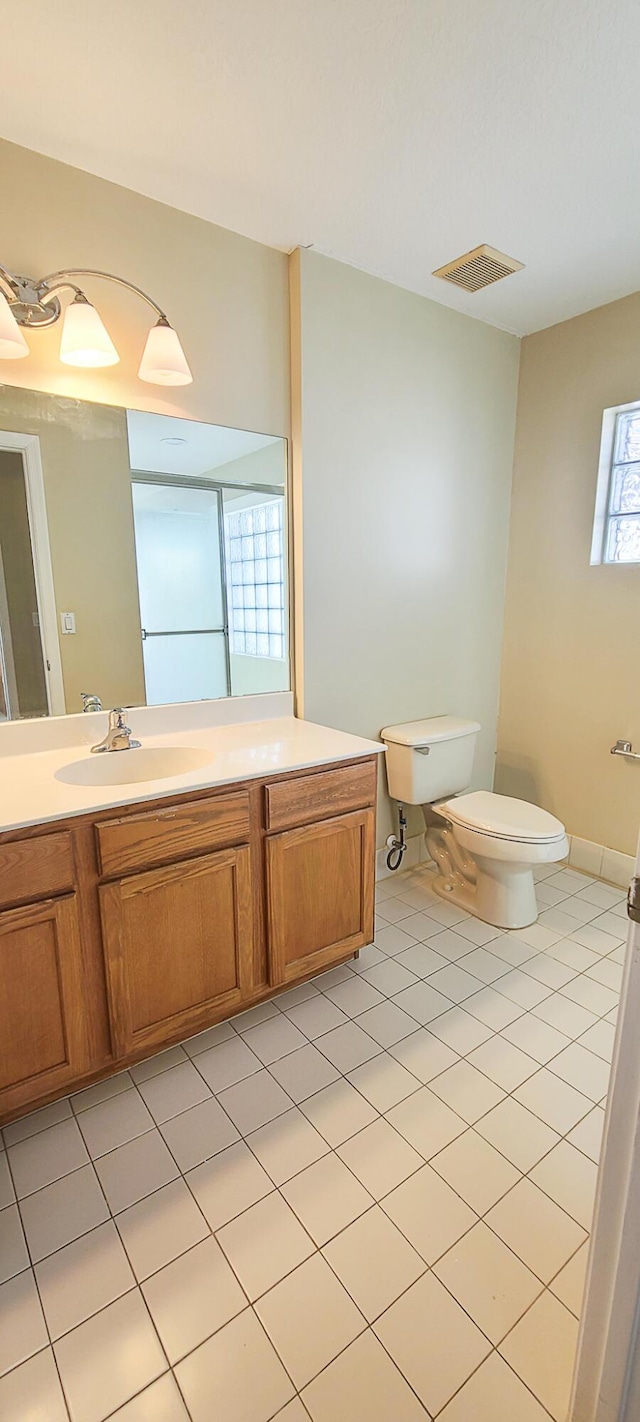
0, 262, 193, 385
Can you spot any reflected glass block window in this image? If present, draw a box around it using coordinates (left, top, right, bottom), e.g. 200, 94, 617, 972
225, 500, 286, 657
604, 409, 640, 562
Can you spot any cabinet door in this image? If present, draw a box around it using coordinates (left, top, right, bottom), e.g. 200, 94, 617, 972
0, 895, 89, 1117
266, 809, 375, 986
100, 847, 254, 1056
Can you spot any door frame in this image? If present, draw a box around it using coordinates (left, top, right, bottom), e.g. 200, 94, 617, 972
570, 839, 640, 1421
0, 430, 65, 717
0, 544, 19, 716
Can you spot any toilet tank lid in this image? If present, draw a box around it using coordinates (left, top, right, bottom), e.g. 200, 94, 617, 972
380, 716, 481, 747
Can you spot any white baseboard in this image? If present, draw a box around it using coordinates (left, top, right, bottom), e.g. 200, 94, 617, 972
568, 835, 634, 889
376, 827, 634, 889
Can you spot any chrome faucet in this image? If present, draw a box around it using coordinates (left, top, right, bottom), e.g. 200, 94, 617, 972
91, 709, 141, 754
81, 692, 103, 713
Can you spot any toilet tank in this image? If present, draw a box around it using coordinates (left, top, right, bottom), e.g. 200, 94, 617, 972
381, 716, 481, 804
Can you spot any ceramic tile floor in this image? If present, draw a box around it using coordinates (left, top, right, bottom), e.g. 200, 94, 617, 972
0, 861, 627, 1422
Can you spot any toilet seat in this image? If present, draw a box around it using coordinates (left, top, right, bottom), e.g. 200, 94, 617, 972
439, 791, 566, 845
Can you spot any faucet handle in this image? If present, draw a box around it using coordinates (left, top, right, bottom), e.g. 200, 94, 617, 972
92, 707, 140, 754
81, 692, 102, 713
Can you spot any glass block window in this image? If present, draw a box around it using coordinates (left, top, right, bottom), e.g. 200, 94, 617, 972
597, 406, 640, 564
225, 500, 286, 657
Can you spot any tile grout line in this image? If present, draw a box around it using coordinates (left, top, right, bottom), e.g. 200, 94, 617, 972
99, 1366, 194, 1422
0, 861, 624, 1419
6, 984, 605, 1255
2, 1137, 73, 1422
6, 953, 606, 1270
0, 1150, 599, 1414
5, 1113, 186, 1422
4, 1057, 560, 1417
5, 1002, 596, 1330
146, 1006, 596, 1416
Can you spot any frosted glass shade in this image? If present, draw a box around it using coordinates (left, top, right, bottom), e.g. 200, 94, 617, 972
0, 291, 29, 359
59, 299, 119, 367
138, 320, 193, 385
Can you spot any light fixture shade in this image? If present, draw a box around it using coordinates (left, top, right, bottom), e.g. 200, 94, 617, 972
0, 290, 30, 359
59, 298, 119, 368
138, 320, 193, 386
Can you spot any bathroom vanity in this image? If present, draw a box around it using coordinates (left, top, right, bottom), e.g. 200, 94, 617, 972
0, 704, 382, 1125
0, 384, 383, 1127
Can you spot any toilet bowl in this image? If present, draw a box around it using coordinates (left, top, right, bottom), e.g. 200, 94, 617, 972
428, 790, 568, 929
380, 716, 568, 930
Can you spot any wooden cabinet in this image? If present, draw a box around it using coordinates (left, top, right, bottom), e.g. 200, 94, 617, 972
266, 808, 375, 985
96, 792, 250, 877
265, 761, 377, 832
0, 894, 90, 1116
99, 846, 254, 1057
0, 831, 75, 909
0, 753, 377, 1125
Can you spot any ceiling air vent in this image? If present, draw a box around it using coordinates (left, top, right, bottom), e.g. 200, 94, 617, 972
433, 244, 524, 292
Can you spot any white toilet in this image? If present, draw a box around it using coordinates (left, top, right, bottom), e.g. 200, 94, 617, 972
381, 716, 568, 930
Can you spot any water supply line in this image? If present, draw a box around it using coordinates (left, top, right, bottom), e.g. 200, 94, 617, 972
386, 804, 408, 872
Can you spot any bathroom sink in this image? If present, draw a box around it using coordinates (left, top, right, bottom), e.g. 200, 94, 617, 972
55, 745, 214, 787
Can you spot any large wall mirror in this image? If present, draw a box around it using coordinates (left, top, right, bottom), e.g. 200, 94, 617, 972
0, 385, 289, 720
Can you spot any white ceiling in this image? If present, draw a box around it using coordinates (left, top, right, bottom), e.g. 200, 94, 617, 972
126, 411, 281, 477
2, 0, 640, 335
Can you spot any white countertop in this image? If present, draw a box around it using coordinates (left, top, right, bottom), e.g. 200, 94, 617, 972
0, 712, 383, 834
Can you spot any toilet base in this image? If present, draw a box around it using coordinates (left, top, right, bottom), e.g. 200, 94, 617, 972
425, 821, 542, 930
424, 807, 568, 931
430, 856, 539, 930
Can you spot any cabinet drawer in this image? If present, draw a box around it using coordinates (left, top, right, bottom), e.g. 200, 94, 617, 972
265, 760, 377, 833
96, 792, 251, 877
0, 832, 75, 909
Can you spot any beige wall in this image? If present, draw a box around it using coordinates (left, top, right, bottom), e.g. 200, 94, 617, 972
291, 249, 521, 846
496, 292, 640, 856
3, 138, 634, 854
0, 137, 289, 440
0, 136, 289, 715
